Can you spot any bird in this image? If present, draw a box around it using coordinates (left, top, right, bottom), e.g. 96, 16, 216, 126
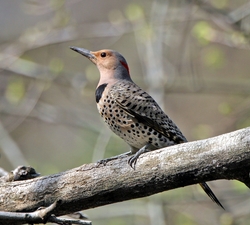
70, 46, 224, 209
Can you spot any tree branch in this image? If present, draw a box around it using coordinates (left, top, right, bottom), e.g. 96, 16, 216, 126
0, 127, 250, 224
194, 0, 250, 34
0, 200, 61, 224
0, 200, 91, 224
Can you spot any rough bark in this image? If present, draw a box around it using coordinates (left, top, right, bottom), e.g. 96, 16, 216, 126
0, 127, 250, 224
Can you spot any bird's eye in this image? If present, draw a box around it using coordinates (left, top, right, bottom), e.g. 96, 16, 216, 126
101, 52, 106, 57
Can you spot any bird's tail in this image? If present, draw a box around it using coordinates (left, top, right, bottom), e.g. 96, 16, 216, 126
199, 182, 224, 209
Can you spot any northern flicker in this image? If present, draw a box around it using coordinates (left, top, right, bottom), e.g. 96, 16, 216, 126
70, 46, 224, 209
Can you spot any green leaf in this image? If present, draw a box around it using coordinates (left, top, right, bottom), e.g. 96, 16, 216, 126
5, 78, 25, 104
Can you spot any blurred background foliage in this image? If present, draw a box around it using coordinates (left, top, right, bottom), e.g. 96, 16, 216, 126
1, 0, 250, 224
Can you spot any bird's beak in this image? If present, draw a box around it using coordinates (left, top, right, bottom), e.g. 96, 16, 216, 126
70, 46, 97, 64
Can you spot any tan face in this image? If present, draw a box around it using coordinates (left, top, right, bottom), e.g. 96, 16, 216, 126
90, 50, 119, 70
70, 46, 130, 78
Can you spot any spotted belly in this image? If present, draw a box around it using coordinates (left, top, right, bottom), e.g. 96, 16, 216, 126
97, 103, 173, 151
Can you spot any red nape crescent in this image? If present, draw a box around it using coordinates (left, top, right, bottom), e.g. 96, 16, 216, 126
120, 60, 130, 75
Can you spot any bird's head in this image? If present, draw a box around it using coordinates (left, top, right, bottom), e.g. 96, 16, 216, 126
70, 47, 132, 84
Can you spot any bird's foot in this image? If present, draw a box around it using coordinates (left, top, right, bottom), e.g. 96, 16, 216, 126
97, 158, 110, 166
97, 151, 131, 166
128, 155, 138, 170
128, 144, 151, 169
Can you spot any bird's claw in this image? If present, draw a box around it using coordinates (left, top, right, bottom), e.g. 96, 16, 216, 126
128, 155, 138, 169
97, 158, 109, 166
97, 152, 131, 166
128, 144, 151, 169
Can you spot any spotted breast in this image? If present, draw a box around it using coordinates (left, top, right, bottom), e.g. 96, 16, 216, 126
96, 80, 187, 153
